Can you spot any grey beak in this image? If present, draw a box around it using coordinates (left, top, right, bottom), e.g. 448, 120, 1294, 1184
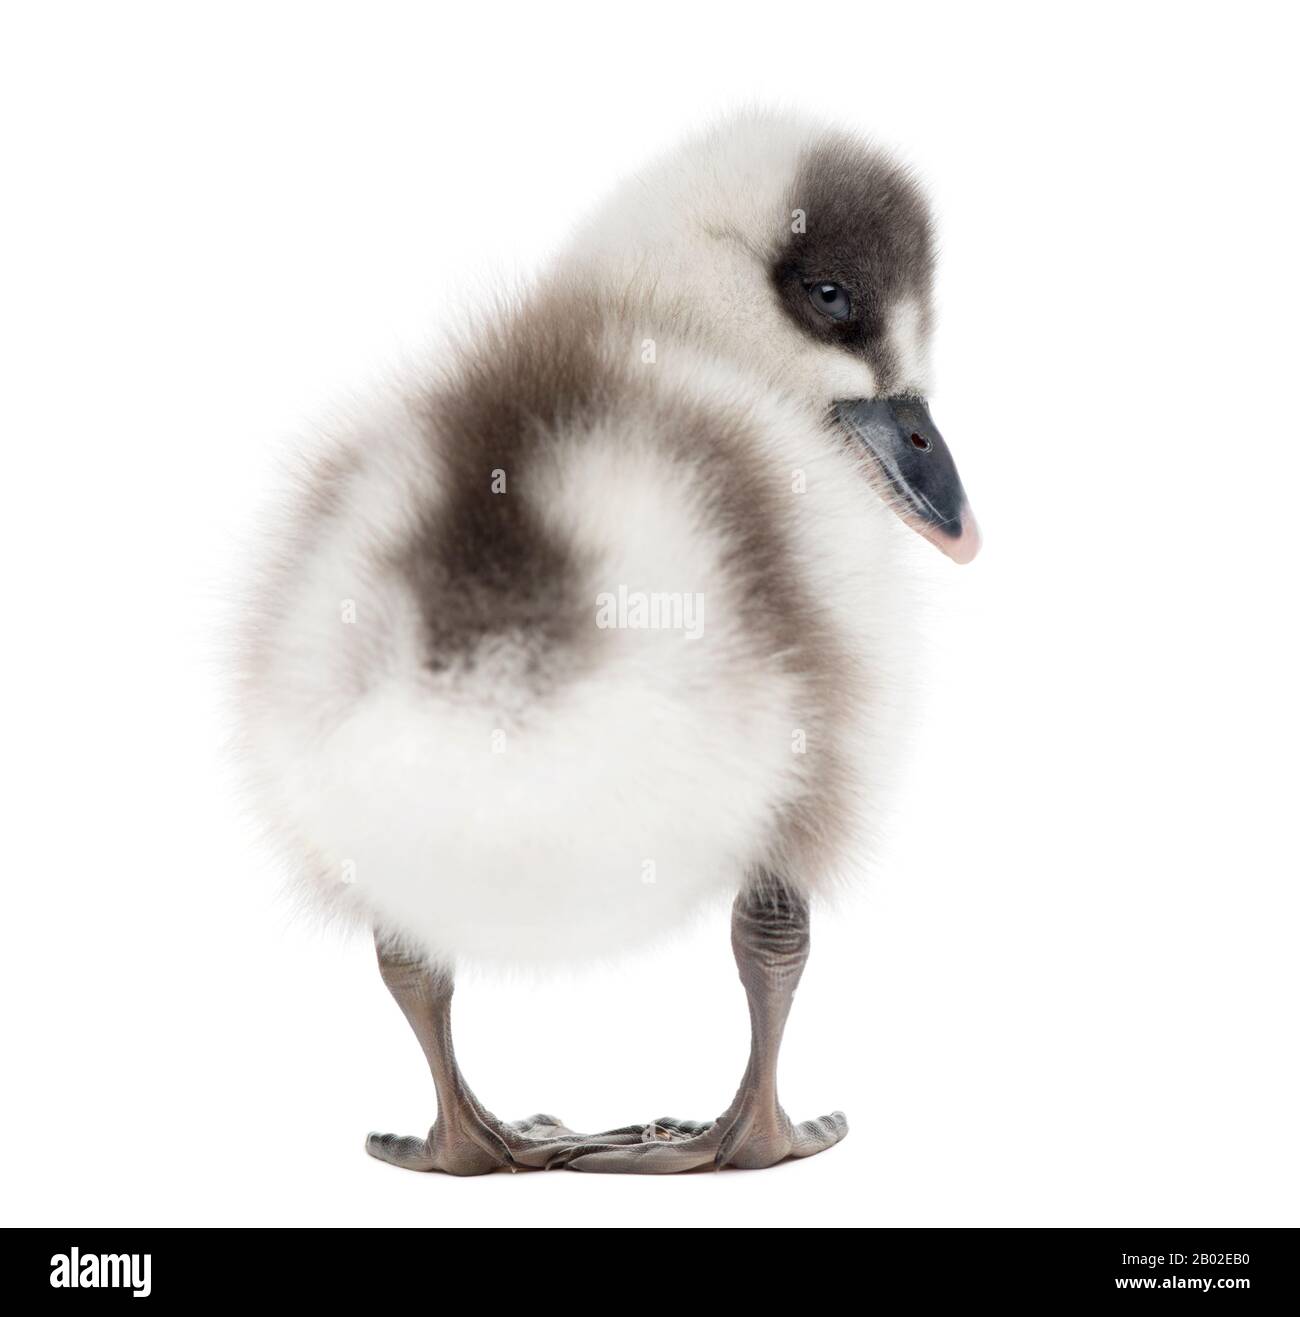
834, 397, 981, 564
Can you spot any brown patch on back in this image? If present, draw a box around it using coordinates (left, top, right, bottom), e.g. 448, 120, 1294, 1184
393, 288, 631, 682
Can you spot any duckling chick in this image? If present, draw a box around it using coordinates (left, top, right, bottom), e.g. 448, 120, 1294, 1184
235, 111, 979, 1174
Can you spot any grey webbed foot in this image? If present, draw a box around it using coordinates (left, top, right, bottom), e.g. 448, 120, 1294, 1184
560, 1106, 848, 1173
366, 1107, 511, 1176
366, 1111, 650, 1175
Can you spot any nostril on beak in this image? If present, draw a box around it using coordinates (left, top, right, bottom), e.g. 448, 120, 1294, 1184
910, 433, 930, 451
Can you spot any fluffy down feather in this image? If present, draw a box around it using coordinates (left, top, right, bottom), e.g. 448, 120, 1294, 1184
233, 112, 931, 969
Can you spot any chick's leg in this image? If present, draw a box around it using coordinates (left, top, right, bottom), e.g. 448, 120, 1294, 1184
562, 878, 848, 1173
365, 936, 643, 1174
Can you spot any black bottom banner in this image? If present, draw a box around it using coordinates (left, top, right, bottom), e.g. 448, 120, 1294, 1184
5, 1227, 1293, 1303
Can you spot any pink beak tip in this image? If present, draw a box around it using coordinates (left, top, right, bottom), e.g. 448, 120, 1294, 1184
920, 508, 982, 564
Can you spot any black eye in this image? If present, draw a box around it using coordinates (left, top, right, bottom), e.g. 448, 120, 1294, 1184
807, 282, 852, 321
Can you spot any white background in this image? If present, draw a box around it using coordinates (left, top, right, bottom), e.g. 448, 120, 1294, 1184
2, 1, 1297, 1228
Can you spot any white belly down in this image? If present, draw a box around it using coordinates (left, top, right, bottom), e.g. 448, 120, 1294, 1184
269, 649, 804, 967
